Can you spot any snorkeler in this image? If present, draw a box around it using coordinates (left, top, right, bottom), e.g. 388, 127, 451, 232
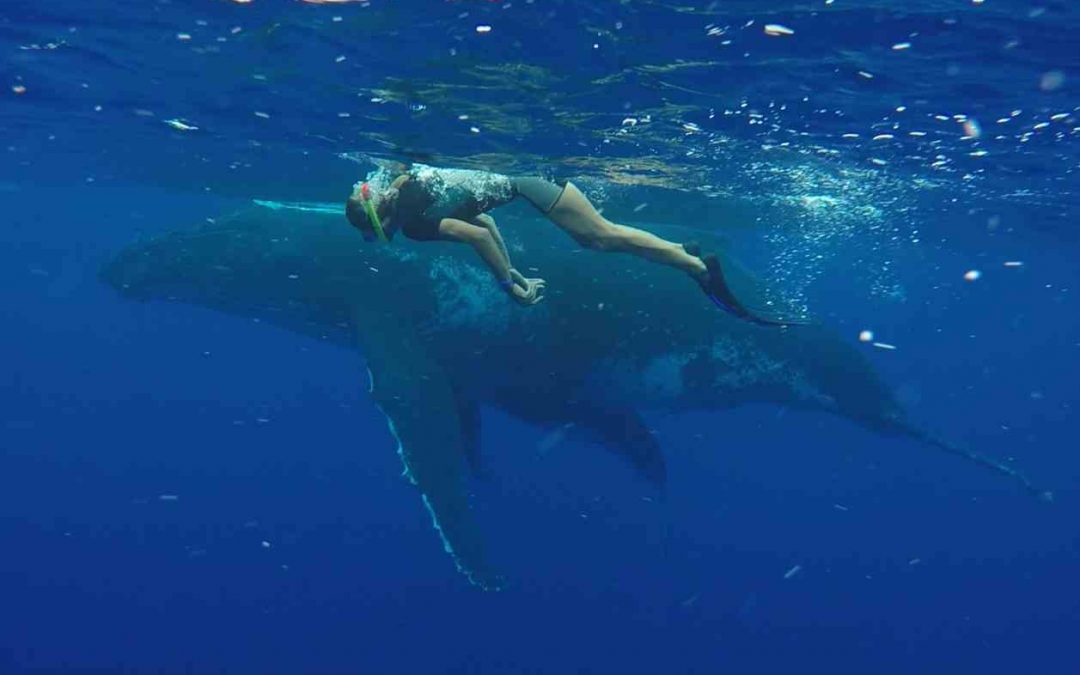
345, 163, 791, 325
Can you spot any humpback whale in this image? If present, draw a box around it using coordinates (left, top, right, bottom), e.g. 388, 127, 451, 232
100, 201, 1049, 589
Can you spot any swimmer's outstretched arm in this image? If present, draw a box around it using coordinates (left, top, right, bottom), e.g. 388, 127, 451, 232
470, 213, 530, 287
438, 217, 545, 305
471, 214, 511, 266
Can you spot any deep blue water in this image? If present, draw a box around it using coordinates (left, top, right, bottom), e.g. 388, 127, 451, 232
2, 1, 1078, 673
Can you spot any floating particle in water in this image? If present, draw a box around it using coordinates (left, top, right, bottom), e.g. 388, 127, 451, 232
859, 330, 874, 342
159, 494, 179, 502
1040, 70, 1065, 91
962, 119, 982, 138
1004, 261, 1024, 267
261, 540, 271, 548
908, 558, 922, 566
469, 126, 480, 133
334, 55, 346, 63
176, 33, 192, 41
892, 42, 912, 51
963, 269, 981, 281
872, 342, 897, 350
254, 111, 270, 119
475, 25, 492, 33
632, 202, 648, 212
764, 24, 794, 36
783, 564, 802, 580
857, 71, 874, 79
11, 84, 26, 95
833, 503, 849, 511
164, 118, 198, 131
872, 134, 894, 141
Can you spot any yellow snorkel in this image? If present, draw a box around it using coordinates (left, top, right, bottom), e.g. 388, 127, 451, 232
360, 182, 389, 242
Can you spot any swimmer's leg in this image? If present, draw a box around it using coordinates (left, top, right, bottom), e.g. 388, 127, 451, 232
543, 182, 707, 279
545, 182, 798, 326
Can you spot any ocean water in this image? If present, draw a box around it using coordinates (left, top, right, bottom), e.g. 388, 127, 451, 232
1, 1, 1078, 674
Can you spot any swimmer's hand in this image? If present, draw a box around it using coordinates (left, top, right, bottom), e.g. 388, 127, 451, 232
509, 276, 546, 306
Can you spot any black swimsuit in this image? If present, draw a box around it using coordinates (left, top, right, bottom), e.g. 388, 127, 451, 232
392, 170, 568, 242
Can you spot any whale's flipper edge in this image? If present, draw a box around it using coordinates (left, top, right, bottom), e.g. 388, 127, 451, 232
356, 306, 503, 590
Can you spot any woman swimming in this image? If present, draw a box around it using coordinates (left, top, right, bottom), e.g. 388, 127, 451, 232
344, 163, 790, 325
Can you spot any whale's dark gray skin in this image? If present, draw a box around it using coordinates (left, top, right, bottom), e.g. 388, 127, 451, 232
100, 204, 1049, 589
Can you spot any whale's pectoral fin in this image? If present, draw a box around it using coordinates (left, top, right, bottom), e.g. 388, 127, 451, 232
570, 402, 667, 489
357, 311, 501, 590
451, 383, 485, 478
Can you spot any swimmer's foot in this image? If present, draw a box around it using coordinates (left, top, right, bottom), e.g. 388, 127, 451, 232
688, 248, 802, 327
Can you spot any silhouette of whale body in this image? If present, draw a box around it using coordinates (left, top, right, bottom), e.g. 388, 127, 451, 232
100, 202, 1048, 589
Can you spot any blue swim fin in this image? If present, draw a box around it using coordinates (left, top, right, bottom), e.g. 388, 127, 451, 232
684, 244, 805, 327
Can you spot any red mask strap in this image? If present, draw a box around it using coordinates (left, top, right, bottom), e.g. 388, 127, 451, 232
360, 183, 371, 201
